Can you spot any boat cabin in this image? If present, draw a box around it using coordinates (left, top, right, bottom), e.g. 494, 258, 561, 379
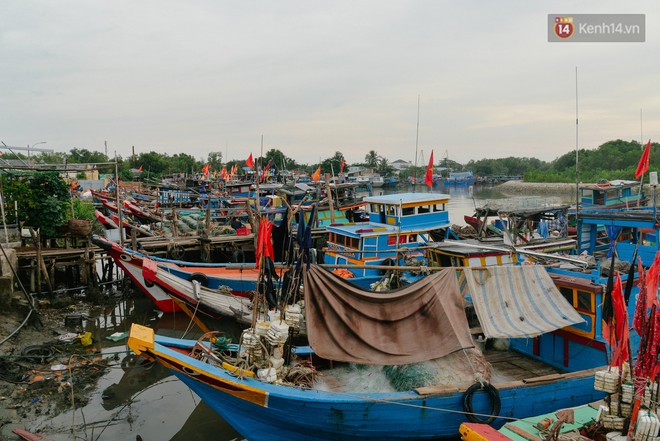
323, 193, 452, 286
426, 241, 518, 268
363, 192, 451, 231
577, 208, 660, 266
579, 180, 647, 209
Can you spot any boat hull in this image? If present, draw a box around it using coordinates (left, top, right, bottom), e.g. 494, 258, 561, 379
135, 332, 605, 441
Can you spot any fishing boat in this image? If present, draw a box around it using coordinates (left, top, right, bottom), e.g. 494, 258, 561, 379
460, 253, 660, 441
438, 171, 476, 186
323, 192, 454, 288
128, 262, 622, 441
579, 179, 648, 210
92, 236, 262, 313
461, 199, 573, 250
297, 181, 367, 228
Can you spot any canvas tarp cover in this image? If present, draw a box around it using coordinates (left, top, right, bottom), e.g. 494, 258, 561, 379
303, 265, 474, 365
460, 266, 585, 339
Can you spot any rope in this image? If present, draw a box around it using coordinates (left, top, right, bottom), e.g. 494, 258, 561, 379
0, 309, 34, 346
180, 298, 202, 339
327, 389, 521, 421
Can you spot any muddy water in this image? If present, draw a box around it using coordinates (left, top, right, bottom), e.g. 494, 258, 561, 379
25, 185, 548, 440
29, 297, 247, 441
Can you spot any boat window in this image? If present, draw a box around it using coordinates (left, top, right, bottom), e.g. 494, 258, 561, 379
434, 203, 445, 211
409, 234, 417, 242
559, 287, 574, 306
329, 233, 336, 243
386, 205, 397, 216
576, 290, 593, 312
418, 206, 430, 214
402, 206, 415, 216
593, 192, 605, 205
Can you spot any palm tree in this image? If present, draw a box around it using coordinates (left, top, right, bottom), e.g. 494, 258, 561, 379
365, 150, 378, 168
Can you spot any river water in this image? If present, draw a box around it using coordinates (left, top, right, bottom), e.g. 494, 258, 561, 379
29, 184, 570, 440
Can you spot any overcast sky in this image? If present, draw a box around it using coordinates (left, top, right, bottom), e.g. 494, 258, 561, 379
1, 1, 659, 166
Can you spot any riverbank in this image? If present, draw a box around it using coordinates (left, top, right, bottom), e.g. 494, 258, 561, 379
496, 180, 576, 195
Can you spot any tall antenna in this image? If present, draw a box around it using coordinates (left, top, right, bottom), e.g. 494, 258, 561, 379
575, 67, 580, 231
641, 108, 644, 144
413, 95, 420, 190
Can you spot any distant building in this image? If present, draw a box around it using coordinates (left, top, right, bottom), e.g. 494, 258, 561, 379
391, 159, 411, 171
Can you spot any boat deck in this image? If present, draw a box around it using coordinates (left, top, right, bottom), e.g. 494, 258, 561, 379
313, 348, 564, 393
485, 348, 563, 383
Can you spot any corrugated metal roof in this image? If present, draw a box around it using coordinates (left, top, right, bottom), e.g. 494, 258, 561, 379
461, 265, 585, 339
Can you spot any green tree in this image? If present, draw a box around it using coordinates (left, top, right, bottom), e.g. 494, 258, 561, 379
376, 157, 394, 176
321, 151, 345, 176
24, 173, 70, 237
208, 151, 223, 170
68, 148, 109, 164
364, 150, 378, 168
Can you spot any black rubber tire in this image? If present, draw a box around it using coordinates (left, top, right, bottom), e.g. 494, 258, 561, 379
189, 272, 209, 287
21, 345, 54, 364
463, 382, 501, 424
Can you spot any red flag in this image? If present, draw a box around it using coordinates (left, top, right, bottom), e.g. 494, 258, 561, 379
201, 164, 210, 176
424, 150, 434, 187
255, 219, 274, 269
138, 165, 143, 172
312, 166, 321, 182
220, 165, 227, 177
646, 249, 660, 308
610, 273, 630, 367
635, 140, 651, 179
633, 258, 647, 334
341, 159, 345, 172
260, 160, 273, 183
246, 153, 254, 169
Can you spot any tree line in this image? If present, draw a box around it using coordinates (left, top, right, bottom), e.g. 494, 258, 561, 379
2, 139, 655, 183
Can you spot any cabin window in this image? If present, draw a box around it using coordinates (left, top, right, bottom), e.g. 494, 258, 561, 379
347, 237, 359, 249
399, 236, 408, 244
386, 205, 397, 216
409, 234, 417, 242
434, 203, 445, 211
388, 236, 397, 246
559, 287, 574, 306
418, 206, 430, 214
402, 207, 415, 216
576, 290, 593, 312
594, 192, 605, 205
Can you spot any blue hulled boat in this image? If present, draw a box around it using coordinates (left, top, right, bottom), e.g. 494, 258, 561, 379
323, 192, 452, 288
128, 261, 626, 441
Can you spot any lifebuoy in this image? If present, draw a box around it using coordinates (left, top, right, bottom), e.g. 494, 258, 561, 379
189, 272, 209, 287
462, 381, 501, 424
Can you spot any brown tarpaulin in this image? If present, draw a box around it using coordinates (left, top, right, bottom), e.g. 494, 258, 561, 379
303, 265, 474, 365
